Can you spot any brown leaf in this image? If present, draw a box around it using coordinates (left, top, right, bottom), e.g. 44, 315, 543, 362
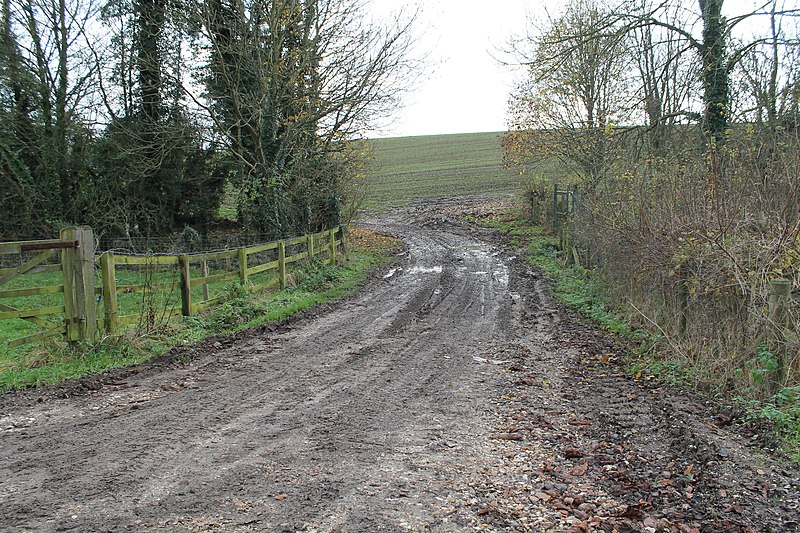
489, 432, 523, 441
617, 501, 652, 518
643, 516, 660, 528
275, 494, 288, 501
570, 461, 589, 476
569, 420, 592, 426
564, 448, 586, 459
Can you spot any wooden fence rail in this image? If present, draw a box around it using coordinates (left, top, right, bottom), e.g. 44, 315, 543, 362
0, 225, 346, 345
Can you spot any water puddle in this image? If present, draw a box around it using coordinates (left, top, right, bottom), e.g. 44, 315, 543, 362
383, 268, 401, 279
406, 265, 443, 275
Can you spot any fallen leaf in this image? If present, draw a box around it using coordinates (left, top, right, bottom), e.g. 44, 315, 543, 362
570, 461, 589, 476
643, 516, 660, 528
564, 448, 585, 458
275, 494, 288, 501
617, 501, 652, 518
684, 464, 695, 476
569, 420, 592, 426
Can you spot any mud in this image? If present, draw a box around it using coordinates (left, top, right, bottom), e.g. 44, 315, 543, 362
0, 197, 798, 532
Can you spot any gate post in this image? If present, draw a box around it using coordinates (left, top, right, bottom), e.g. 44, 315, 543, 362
552, 184, 559, 232
61, 226, 97, 342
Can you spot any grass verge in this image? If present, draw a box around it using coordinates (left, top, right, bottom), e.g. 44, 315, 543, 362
0, 228, 402, 393
471, 206, 800, 463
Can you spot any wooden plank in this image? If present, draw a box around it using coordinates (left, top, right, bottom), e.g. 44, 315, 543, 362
100, 252, 119, 335
202, 261, 210, 301
189, 270, 237, 287
60, 228, 78, 342
307, 234, 315, 259
250, 277, 280, 293
246, 241, 279, 255
8, 325, 67, 348
0, 249, 55, 287
188, 249, 238, 263
179, 254, 192, 317
0, 305, 65, 320
285, 252, 307, 264
0, 239, 73, 255
329, 228, 337, 265
0, 264, 62, 276
0, 243, 21, 255
247, 260, 279, 276
117, 280, 178, 294
0, 285, 64, 299
238, 247, 248, 286
284, 236, 308, 246
72, 227, 96, 341
0, 302, 60, 330
278, 241, 287, 289
20, 241, 77, 252
113, 255, 180, 266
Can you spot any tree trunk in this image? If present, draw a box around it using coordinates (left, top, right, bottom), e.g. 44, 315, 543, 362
699, 0, 728, 144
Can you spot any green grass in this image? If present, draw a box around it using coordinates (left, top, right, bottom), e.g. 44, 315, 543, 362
0, 237, 400, 392
365, 132, 528, 208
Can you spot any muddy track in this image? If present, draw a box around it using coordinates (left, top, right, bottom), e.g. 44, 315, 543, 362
1, 197, 798, 532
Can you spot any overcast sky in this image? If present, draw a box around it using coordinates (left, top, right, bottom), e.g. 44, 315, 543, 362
369, 0, 529, 138
368, 0, 783, 139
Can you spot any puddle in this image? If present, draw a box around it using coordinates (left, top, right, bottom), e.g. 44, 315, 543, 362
383, 268, 401, 279
494, 268, 509, 285
406, 265, 443, 275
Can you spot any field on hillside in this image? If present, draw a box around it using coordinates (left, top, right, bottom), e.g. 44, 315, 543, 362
365, 132, 524, 208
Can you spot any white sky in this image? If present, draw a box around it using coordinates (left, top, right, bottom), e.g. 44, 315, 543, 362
368, 0, 787, 139
369, 0, 529, 138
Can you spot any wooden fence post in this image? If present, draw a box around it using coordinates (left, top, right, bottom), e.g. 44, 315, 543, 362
179, 254, 192, 317
202, 261, 210, 301
340, 226, 348, 257
60, 228, 79, 342
552, 184, 559, 233
238, 247, 248, 287
329, 228, 337, 265
278, 240, 287, 289
307, 234, 315, 260
769, 278, 792, 389
61, 226, 96, 342
100, 252, 119, 335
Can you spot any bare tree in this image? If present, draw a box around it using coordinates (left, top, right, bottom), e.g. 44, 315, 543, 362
0, 0, 102, 235
191, 0, 419, 235
625, 0, 701, 152
505, 0, 632, 186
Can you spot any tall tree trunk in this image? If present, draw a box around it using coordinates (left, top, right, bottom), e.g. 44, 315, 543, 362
56, 0, 72, 217
137, 0, 164, 123
699, 0, 728, 143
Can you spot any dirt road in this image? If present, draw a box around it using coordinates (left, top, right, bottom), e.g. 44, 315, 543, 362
1, 198, 798, 532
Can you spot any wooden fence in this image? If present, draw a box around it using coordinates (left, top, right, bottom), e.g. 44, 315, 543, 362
0, 226, 345, 345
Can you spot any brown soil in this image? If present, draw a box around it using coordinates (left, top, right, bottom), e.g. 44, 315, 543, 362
1, 197, 798, 532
